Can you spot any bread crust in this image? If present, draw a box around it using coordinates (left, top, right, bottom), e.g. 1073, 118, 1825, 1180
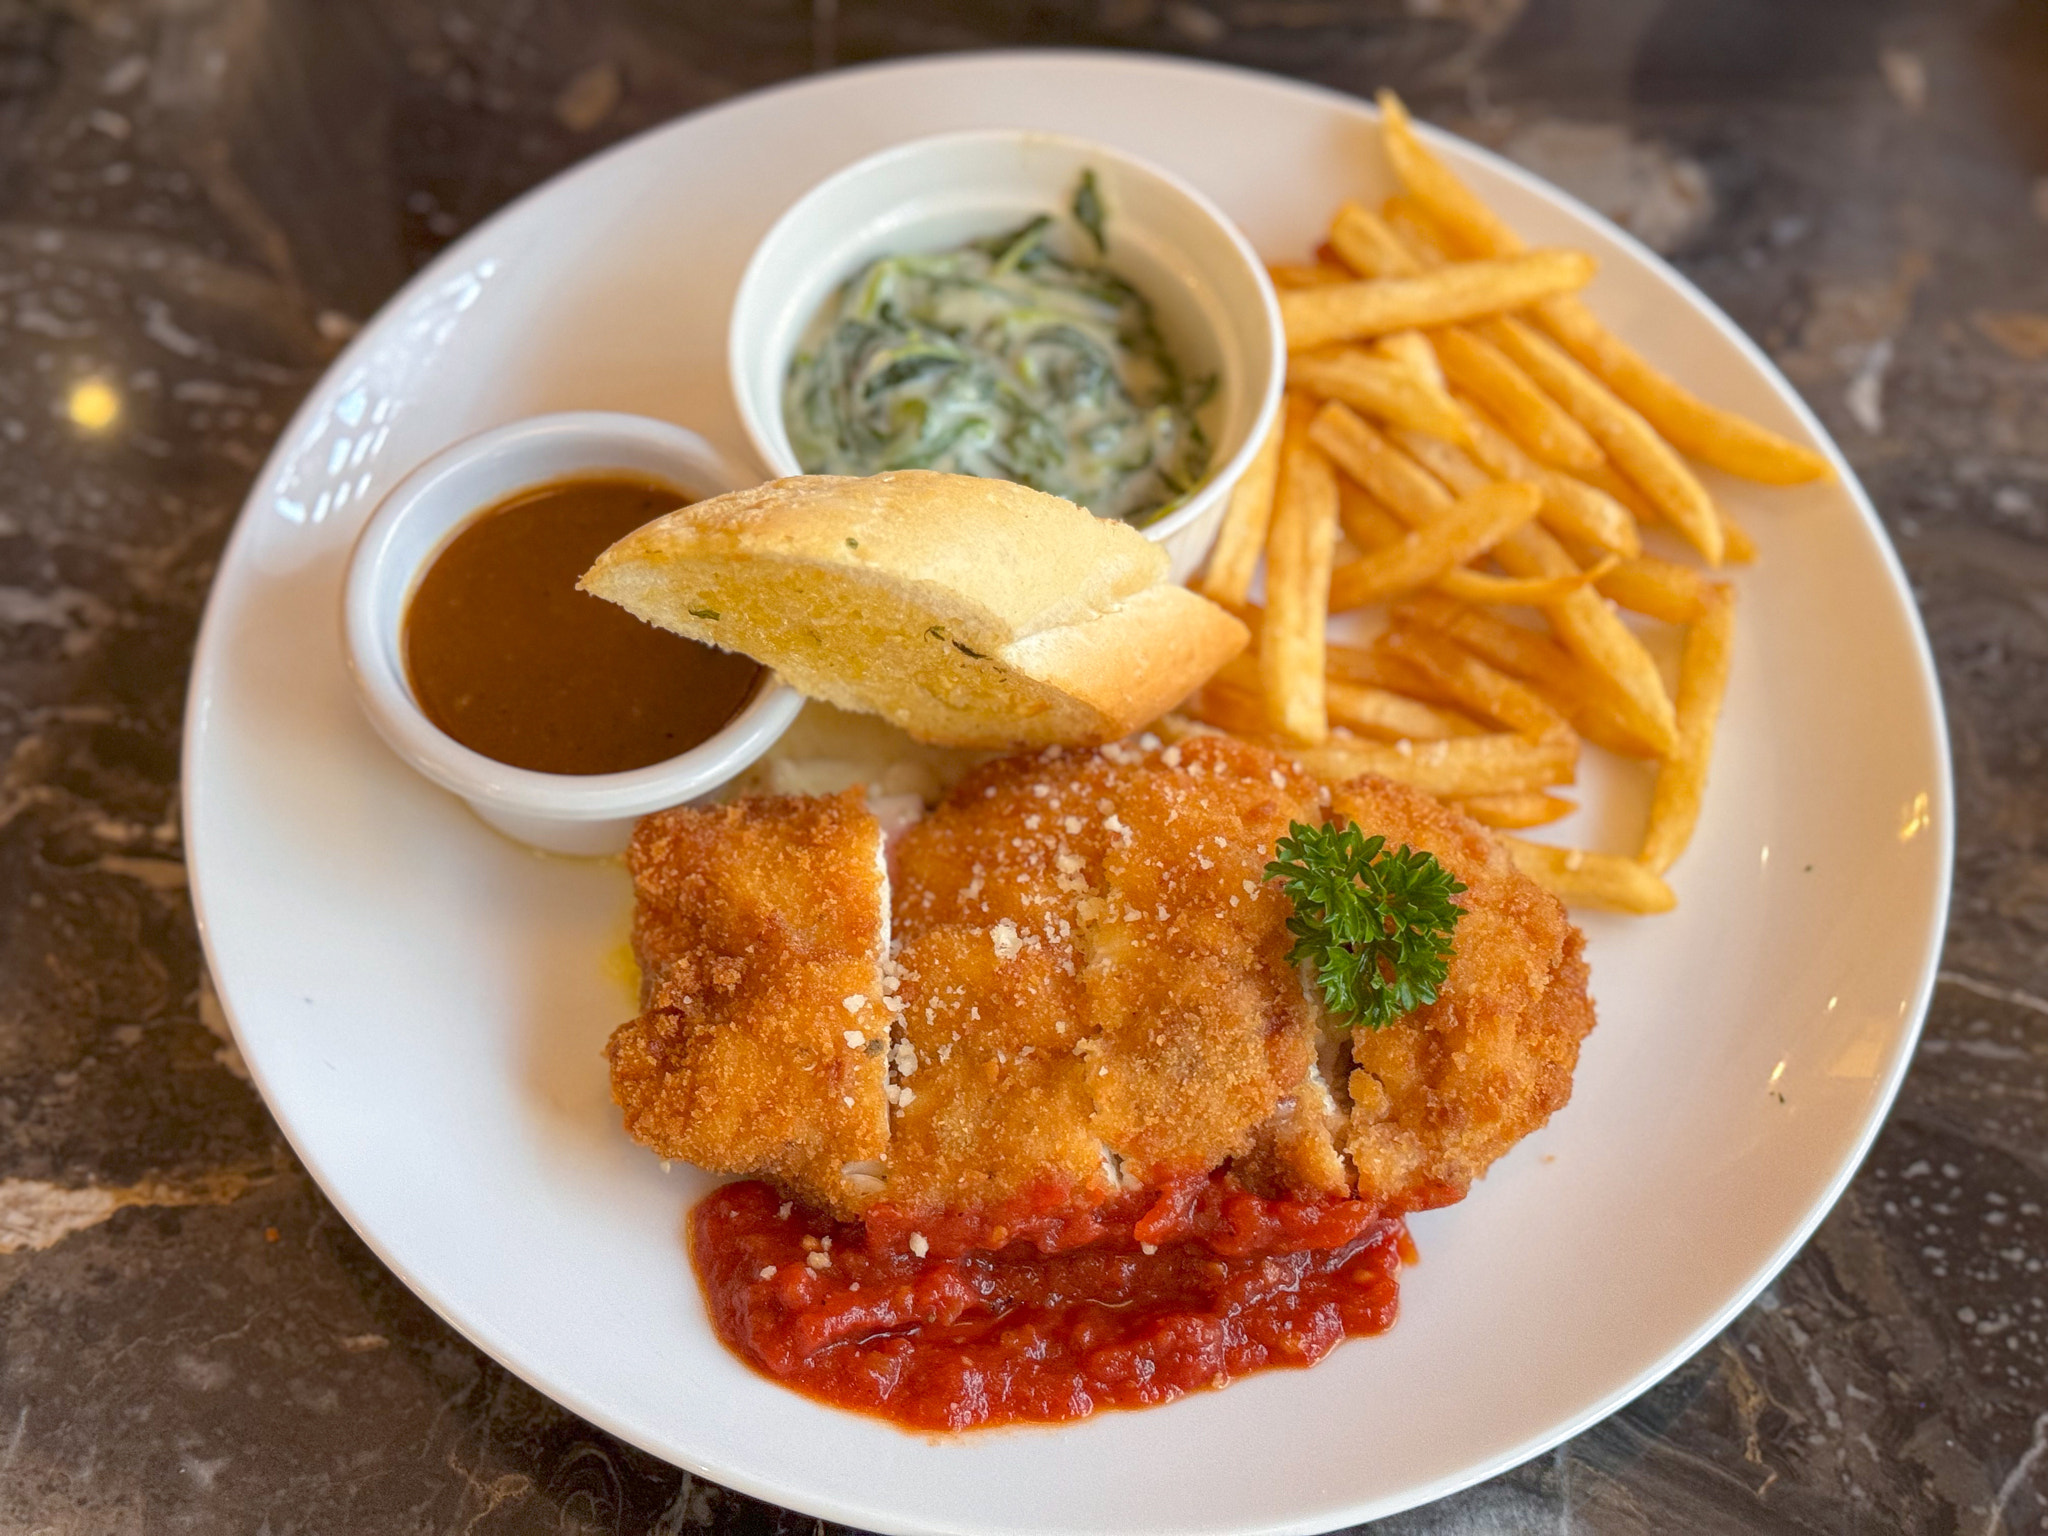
998, 585, 1251, 741
580, 471, 1248, 747
586, 471, 1164, 643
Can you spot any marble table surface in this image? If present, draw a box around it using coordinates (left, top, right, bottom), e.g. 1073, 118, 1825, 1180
2, 0, 2044, 1530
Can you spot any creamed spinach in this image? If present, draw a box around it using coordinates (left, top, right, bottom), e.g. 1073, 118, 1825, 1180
783, 177, 1213, 525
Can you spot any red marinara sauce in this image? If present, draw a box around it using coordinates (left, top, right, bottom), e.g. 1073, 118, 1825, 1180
690, 1174, 1410, 1430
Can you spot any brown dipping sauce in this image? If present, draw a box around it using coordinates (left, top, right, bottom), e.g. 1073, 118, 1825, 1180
404, 475, 761, 776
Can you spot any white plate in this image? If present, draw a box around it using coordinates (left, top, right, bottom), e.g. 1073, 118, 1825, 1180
184, 50, 1952, 1536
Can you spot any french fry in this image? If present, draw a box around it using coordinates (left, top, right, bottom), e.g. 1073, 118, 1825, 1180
1491, 520, 1680, 756
1501, 837, 1678, 913
1452, 399, 1642, 558
1288, 347, 1467, 442
1595, 555, 1716, 625
1457, 791, 1575, 830
1258, 407, 1340, 745
1279, 250, 1597, 352
1719, 504, 1758, 563
1392, 592, 1663, 759
1436, 559, 1616, 606
1325, 638, 1459, 704
1207, 649, 1265, 693
1376, 623, 1571, 738
1326, 679, 1484, 741
1217, 645, 1476, 738
1378, 87, 1829, 485
1389, 424, 1489, 495
1640, 587, 1735, 873
1381, 195, 1455, 265
1372, 330, 1445, 391
1188, 654, 1282, 739
1431, 326, 1604, 474
1223, 611, 1457, 711
1598, 460, 1755, 569
1308, 402, 1456, 528
1482, 316, 1725, 566
1198, 408, 1285, 607
1269, 261, 1354, 289
1291, 730, 1577, 797
1336, 207, 1589, 490
1336, 477, 1406, 550
1378, 419, 1667, 739
1580, 457, 1660, 525
1393, 593, 1580, 686
1186, 681, 1274, 739
1376, 92, 1518, 260
1205, 596, 1265, 640
1332, 217, 1512, 421
1206, 94, 1766, 921
1329, 480, 1543, 612
1328, 200, 1427, 280
1534, 295, 1832, 484
1386, 426, 1626, 596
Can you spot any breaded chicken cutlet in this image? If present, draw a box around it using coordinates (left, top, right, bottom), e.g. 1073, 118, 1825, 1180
607, 790, 890, 1210
605, 734, 1595, 1225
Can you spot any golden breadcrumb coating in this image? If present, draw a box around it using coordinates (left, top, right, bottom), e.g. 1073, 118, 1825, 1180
606, 741, 1594, 1225
604, 790, 890, 1214
885, 925, 1112, 1217
882, 735, 1347, 1214
1330, 775, 1596, 1210
1074, 743, 1346, 1193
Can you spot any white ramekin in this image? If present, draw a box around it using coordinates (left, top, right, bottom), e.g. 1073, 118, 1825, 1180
728, 129, 1285, 584
341, 412, 804, 856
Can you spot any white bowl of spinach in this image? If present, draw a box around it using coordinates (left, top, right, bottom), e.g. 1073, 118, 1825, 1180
729, 129, 1285, 582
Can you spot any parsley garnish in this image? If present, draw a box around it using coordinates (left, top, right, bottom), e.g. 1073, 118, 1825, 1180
687, 606, 720, 621
1265, 821, 1467, 1031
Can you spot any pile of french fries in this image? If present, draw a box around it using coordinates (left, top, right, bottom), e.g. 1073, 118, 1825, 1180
1187, 92, 1829, 914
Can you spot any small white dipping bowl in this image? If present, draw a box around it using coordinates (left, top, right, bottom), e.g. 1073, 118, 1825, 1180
729, 129, 1285, 583
342, 411, 804, 857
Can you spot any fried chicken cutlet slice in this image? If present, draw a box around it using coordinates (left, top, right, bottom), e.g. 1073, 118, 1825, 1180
883, 925, 1114, 1224
883, 734, 1349, 1216
1073, 743, 1350, 1197
605, 790, 891, 1215
1329, 776, 1595, 1211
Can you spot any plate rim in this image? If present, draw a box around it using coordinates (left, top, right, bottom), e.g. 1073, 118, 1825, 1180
182, 46, 1955, 1536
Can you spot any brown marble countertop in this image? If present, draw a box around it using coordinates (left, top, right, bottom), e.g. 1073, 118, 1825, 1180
3, 0, 2044, 1530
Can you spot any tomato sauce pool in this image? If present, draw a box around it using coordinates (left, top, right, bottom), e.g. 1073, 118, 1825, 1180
691, 1174, 1409, 1430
